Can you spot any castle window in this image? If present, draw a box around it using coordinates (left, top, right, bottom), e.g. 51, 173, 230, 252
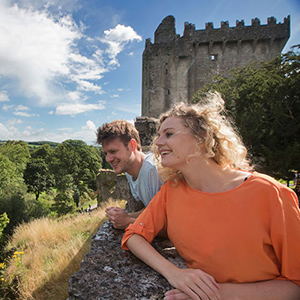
166, 69, 168, 74
211, 54, 217, 61
167, 89, 170, 95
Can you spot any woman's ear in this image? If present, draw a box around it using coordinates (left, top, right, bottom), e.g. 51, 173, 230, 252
129, 139, 138, 151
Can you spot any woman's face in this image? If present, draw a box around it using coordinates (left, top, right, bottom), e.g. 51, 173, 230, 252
155, 116, 199, 170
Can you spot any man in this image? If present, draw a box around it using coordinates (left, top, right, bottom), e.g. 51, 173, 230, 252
96, 120, 162, 229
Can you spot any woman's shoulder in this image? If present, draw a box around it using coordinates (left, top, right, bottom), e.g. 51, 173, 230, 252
251, 172, 286, 186
250, 172, 296, 196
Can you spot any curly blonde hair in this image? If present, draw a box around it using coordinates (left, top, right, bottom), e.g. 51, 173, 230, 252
152, 92, 252, 183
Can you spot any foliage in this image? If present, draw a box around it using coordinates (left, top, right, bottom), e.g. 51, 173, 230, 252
0, 153, 25, 195
24, 192, 53, 221
51, 191, 77, 216
0, 139, 103, 257
0, 200, 123, 300
30, 143, 53, 164
0, 141, 31, 176
0, 153, 28, 236
50, 139, 102, 193
0, 194, 28, 237
99, 146, 112, 170
0, 213, 9, 240
193, 49, 300, 179
23, 159, 55, 200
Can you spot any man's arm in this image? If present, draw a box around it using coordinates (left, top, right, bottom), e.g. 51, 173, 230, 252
128, 208, 145, 218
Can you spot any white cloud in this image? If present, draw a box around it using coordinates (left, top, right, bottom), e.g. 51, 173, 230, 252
0, 122, 10, 134
13, 111, 38, 117
67, 90, 82, 101
100, 24, 142, 66
2, 103, 38, 117
0, 118, 99, 144
2, 104, 14, 111
58, 127, 73, 131
6, 118, 23, 126
15, 105, 30, 111
55, 102, 105, 115
12, 0, 82, 12
82, 120, 96, 132
75, 80, 103, 94
0, 2, 109, 106
0, 90, 9, 102
0, 2, 142, 111
0, 3, 80, 105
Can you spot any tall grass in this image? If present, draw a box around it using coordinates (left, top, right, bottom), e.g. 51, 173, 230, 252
1, 199, 124, 300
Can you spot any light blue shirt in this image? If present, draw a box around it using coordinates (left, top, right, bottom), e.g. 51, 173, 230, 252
126, 153, 162, 207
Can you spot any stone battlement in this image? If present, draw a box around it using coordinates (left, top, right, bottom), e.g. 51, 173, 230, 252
151, 15, 290, 45
182, 16, 290, 43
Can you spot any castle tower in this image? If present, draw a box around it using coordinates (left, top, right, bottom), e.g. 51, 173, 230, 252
141, 15, 290, 118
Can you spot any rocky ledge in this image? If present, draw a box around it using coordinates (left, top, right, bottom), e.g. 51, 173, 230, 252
68, 221, 186, 300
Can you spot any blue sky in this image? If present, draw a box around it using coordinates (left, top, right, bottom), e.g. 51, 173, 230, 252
0, 0, 299, 145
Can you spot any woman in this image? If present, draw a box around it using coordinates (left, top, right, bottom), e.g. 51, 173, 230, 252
121, 93, 300, 300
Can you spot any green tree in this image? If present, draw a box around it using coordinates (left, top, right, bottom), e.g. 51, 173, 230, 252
23, 159, 55, 200
51, 190, 76, 216
0, 153, 28, 236
0, 212, 9, 258
0, 140, 31, 175
31, 143, 53, 165
50, 139, 102, 193
194, 49, 300, 180
0, 212, 9, 240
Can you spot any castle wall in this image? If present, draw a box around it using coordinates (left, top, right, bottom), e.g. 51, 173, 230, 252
142, 15, 290, 118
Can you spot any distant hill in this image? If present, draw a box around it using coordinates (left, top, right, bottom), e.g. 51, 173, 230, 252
0, 140, 59, 149
26, 141, 60, 148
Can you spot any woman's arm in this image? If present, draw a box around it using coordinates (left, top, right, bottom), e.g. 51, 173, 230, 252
219, 280, 300, 300
126, 234, 221, 300
165, 280, 300, 300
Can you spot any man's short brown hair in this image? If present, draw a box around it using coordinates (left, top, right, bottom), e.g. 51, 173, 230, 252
96, 120, 142, 151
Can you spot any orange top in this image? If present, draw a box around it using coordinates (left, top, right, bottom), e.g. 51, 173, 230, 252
122, 172, 300, 285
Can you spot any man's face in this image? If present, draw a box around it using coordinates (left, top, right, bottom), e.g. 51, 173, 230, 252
102, 138, 134, 174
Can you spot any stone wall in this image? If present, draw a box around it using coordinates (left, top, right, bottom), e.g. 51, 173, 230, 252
134, 116, 158, 152
142, 15, 290, 118
96, 169, 145, 212
68, 222, 186, 299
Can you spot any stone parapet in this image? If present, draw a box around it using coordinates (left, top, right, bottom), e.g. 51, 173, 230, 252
68, 222, 186, 299
96, 169, 145, 212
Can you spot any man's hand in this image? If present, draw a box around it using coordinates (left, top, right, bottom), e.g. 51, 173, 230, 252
164, 268, 221, 300
105, 207, 135, 229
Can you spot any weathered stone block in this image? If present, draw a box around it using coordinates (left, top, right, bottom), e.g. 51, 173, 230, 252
135, 117, 158, 148
96, 169, 145, 213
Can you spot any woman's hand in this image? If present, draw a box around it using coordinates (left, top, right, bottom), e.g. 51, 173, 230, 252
165, 268, 221, 300
126, 235, 220, 299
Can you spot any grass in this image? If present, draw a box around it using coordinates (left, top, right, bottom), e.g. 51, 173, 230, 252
0, 198, 125, 300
